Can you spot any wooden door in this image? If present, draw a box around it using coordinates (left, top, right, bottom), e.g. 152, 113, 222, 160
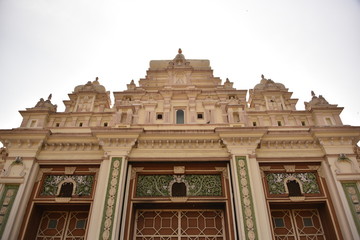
134, 209, 225, 240
271, 209, 326, 240
36, 210, 88, 240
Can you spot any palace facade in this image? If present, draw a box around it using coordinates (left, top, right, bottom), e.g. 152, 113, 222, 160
0, 50, 359, 240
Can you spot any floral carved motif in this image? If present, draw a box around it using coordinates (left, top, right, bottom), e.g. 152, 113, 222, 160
136, 174, 222, 197
40, 175, 94, 197
99, 157, 122, 240
236, 156, 258, 240
266, 172, 320, 195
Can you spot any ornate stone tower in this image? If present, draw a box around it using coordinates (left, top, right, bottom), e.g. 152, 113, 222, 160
0, 50, 359, 240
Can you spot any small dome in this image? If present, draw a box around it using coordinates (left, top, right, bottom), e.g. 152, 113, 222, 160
74, 77, 106, 93
173, 48, 186, 65
254, 75, 286, 90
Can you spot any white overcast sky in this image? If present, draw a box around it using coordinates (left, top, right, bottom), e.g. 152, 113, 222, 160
0, 0, 359, 130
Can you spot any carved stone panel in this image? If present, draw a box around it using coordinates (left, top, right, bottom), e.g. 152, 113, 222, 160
135, 174, 222, 197
265, 172, 320, 195
40, 175, 94, 197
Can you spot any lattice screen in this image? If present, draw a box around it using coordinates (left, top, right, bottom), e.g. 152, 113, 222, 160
135, 209, 225, 240
271, 209, 326, 240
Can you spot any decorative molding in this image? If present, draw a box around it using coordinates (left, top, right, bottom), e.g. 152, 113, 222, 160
1, 157, 26, 178
284, 165, 295, 172
0, 139, 44, 149
130, 167, 144, 179
98, 138, 137, 148
36, 168, 53, 182
215, 167, 228, 179
317, 137, 356, 146
335, 154, 359, 174
65, 167, 76, 174
308, 165, 320, 171
289, 196, 305, 202
354, 144, 360, 160
56, 178, 77, 196
54, 197, 71, 203
135, 139, 224, 149
174, 166, 185, 174
259, 140, 319, 149
42, 142, 102, 151
0, 147, 8, 161
170, 197, 188, 202
235, 156, 258, 240
259, 166, 271, 178
222, 137, 261, 146
99, 157, 122, 240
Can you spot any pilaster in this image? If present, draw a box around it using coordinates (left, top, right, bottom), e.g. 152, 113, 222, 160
313, 128, 360, 239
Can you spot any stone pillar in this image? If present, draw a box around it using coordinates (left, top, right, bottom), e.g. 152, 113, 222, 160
321, 158, 357, 239
316, 134, 360, 239
0, 157, 39, 239
97, 156, 128, 240
230, 154, 272, 240
87, 158, 110, 239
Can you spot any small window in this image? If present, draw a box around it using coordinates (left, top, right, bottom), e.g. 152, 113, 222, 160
176, 110, 185, 124
197, 113, 203, 119
233, 113, 240, 122
325, 118, 333, 125
301, 121, 306, 126
273, 218, 285, 228
79, 122, 83, 127
103, 122, 108, 127
287, 180, 302, 197
156, 113, 163, 120
172, 182, 187, 197
277, 121, 282, 126
76, 219, 87, 229
48, 219, 58, 229
58, 182, 74, 197
55, 123, 60, 127
303, 217, 313, 227
30, 120, 37, 128
252, 122, 257, 127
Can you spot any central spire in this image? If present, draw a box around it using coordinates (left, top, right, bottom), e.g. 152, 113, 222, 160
173, 48, 186, 66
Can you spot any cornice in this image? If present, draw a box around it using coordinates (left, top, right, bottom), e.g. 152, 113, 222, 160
258, 139, 320, 149
221, 137, 262, 147
316, 136, 357, 146
42, 142, 102, 151
135, 138, 225, 150
98, 137, 137, 148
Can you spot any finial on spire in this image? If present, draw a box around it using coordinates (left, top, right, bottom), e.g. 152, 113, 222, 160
95, 77, 99, 81
178, 48, 182, 54
47, 94, 52, 101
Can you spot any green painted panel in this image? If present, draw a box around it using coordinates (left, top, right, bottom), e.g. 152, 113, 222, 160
99, 157, 122, 240
0, 185, 19, 237
236, 156, 258, 240
266, 172, 320, 195
136, 174, 222, 197
41, 175, 94, 196
342, 182, 360, 234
